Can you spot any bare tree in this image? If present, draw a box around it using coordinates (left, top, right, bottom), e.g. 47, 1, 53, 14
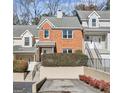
75, 0, 97, 11
13, 13, 20, 25
30, 0, 43, 24
14, 0, 43, 25
13, 0, 20, 25
75, 4, 97, 11
106, 0, 110, 10
16, 0, 32, 25
43, 0, 61, 16
31, 0, 43, 18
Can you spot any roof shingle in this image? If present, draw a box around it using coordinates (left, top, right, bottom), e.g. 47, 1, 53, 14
13, 45, 36, 53
38, 16, 83, 29
13, 25, 38, 37
76, 11, 110, 20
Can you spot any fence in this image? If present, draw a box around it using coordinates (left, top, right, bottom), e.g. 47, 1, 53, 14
86, 58, 110, 73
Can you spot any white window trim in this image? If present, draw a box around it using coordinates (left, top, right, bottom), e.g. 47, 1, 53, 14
43, 30, 50, 39
62, 30, 73, 39
37, 19, 55, 29
88, 11, 100, 18
92, 18, 96, 27
20, 30, 33, 37
24, 37, 30, 47
62, 48, 72, 53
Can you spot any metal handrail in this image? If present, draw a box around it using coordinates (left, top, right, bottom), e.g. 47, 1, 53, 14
87, 58, 110, 73
94, 43, 102, 65
85, 43, 94, 64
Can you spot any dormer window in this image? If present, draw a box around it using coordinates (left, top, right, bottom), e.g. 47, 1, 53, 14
24, 37, 30, 46
92, 19, 96, 26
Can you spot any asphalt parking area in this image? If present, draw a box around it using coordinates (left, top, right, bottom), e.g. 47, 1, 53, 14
39, 79, 102, 93
13, 82, 34, 93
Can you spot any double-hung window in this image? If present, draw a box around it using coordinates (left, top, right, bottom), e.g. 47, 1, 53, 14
63, 49, 72, 53
63, 30, 72, 39
44, 30, 49, 38
92, 19, 96, 27
24, 37, 30, 46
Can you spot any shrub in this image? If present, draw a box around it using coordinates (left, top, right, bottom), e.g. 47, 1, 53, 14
99, 80, 110, 92
41, 53, 88, 67
13, 60, 28, 72
75, 50, 82, 54
79, 75, 110, 93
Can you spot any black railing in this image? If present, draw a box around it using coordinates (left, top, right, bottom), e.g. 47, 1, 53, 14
94, 43, 102, 65
85, 43, 94, 65
87, 58, 110, 73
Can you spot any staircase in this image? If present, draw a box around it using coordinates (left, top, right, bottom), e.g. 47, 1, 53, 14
85, 43, 102, 66
90, 49, 98, 58
25, 62, 40, 82
85, 42, 110, 72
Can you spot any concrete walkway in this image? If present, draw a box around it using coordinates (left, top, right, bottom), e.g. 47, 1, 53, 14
39, 79, 102, 93
27, 62, 38, 71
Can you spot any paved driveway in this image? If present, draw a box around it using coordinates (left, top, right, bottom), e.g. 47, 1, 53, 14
13, 82, 34, 93
39, 79, 102, 93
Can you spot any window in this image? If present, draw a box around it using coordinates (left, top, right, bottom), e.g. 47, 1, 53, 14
63, 30, 72, 39
63, 49, 72, 53
44, 30, 49, 38
63, 30, 67, 38
68, 49, 72, 53
92, 19, 96, 26
63, 49, 68, 53
24, 37, 30, 46
68, 30, 72, 38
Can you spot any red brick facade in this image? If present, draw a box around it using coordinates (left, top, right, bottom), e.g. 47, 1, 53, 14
38, 22, 84, 53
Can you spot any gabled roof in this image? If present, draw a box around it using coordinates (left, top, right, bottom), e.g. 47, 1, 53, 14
76, 11, 110, 20
20, 30, 33, 37
88, 11, 100, 18
38, 16, 83, 29
13, 25, 38, 37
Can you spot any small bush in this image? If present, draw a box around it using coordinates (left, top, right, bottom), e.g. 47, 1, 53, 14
75, 50, 82, 54
41, 53, 88, 66
79, 75, 110, 93
13, 60, 28, 72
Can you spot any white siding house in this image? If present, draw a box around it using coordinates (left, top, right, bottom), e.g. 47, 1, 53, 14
13, 25, 38, 61
75, 10, 110, 59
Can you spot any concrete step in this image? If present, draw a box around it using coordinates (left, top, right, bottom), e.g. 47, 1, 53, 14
90, 49, 98, 58
33, 71, 40, 82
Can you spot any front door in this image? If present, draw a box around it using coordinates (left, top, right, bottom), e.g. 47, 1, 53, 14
88, 36, 102, 49
42, 48, 54, 54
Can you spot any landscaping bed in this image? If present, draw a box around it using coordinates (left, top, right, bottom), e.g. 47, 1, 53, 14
13, 60, 28, 72
41, 53, 88, 67
79, 75, 110, 93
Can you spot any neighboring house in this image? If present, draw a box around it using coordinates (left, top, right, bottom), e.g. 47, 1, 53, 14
13, 10, 84, 62
36, 10, 84, 61
13, 25, 38, 61
73, 10, 110, 59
